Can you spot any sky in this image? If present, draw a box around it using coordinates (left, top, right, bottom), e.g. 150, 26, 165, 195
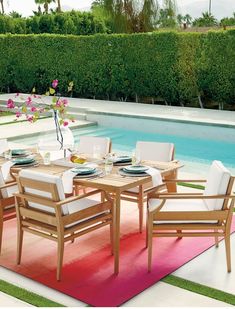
3, 0, 235, 20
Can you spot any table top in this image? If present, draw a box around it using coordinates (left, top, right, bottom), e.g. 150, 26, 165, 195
0, 154, 183, 193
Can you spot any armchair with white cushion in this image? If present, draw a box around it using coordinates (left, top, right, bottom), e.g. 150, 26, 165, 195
0, 162, 17, 254
121, 141, 175, 233
14, 170, 114, 281
146, 160, 235, 272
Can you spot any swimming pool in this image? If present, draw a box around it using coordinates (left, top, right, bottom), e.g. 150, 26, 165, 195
15, 123, 235, 176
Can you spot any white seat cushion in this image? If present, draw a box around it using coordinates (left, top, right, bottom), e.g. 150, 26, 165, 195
65, 198, 108, 228
204, 161, 231, 211
78, 136, 110, 156
136, 141, 174, 162
149, 198, 217, 224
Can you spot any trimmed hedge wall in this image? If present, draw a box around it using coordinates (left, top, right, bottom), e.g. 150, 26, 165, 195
0, 30, 234, 109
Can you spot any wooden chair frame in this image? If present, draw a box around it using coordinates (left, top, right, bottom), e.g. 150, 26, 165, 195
146, 177, 235, 273
0, 180, 17, 254
14, 175, 114, 281
121, 146, 176, 233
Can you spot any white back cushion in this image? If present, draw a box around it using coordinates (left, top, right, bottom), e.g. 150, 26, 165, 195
78, 136, 110, 156
204, 161, 231, 211
136, 142, 174, 162
19, 170, 68, 215
0, 139, 8, 155
0, 162, 16, 198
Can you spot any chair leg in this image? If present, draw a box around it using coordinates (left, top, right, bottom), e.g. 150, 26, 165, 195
138, 186, 144, 233
147, 219, 153, 272
71, 232, 75, 243
57, 239, 64, 281
224, 233, 231, 273
145, 209, 149, 248
0, 206, 3, 255
215, 230, 219, 248
177, 230, 182, 239
17, 227, 24, 265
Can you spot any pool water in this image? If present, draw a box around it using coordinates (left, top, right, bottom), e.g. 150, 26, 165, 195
16, 124, 235, 175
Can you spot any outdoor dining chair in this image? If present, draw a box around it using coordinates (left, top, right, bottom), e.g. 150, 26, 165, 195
74, 136, 112, 195
14, 170, 114, 281
78, 136, 112, 157
121, 141, 175, 233
0, 163, 17, 254
146, 160, 235, 272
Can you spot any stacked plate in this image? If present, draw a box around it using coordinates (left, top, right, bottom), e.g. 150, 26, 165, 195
119, 165, 149, 177
71, 166, 103, 178
113, 155, 132, 166
11, 149, 32, 158
12, 155, 38, 167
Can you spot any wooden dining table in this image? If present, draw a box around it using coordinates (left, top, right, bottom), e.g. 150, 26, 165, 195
1, 152, 183, 274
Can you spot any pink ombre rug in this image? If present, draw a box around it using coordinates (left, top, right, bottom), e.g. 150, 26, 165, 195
1, 205, 234, 307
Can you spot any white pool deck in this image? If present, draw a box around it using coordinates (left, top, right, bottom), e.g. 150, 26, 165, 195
0, 96, 235, 307
1, 94, 235, 127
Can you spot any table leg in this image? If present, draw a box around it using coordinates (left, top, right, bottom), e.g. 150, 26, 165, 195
165, 169, 178, 193
114, 191, 121, 274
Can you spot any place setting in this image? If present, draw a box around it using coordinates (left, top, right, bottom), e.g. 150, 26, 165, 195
119, 165, 150, 177
70, 166, 104, 179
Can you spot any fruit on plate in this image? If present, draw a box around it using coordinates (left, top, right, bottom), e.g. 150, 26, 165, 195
70, 155, 86, 164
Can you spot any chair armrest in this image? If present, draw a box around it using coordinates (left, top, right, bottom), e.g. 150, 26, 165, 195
145, 184, 167, 194
56, 189, 104, 206
163, 179, 207, 183
0, 182, 17, 190
157, 194, 235, 200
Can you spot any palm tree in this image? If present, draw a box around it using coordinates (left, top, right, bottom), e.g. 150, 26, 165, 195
209, 0, 212, 14
56, 0, 62, 12
184, 14, 192, 26
34, 0, 55, 14
0, 0, 4, 14
177, 13, 183, 26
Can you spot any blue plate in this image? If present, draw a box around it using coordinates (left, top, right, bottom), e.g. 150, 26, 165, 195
71, 166, 96, 175
123, 165, 148, 174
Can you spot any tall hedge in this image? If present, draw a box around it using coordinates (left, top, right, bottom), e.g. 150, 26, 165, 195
0, 31, 234, 109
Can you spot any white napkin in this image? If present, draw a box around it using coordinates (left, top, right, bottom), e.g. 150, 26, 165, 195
1, 161, 15, 181
146, 167, 163, 187
62, 169, 76, 194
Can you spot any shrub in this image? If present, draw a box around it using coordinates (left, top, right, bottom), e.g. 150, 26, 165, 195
0, 30, 234, 109
0, 12, 108, 35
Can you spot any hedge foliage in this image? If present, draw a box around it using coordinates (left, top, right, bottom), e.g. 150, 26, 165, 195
0, 12, 108, 35
0, 30, 234, 109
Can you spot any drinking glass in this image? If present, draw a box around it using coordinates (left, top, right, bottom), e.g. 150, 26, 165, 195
132, 149, 141, 166
3, 149, 12, 160
105, 154, 113, 174
42, 152, 51, 165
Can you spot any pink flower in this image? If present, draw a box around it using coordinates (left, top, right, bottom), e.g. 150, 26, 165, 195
16, 111, 22, 118
31, 106, 37, 112
27, 115, 34, 123
63, 121, 69, 127
26, 97, 32, 106
56, 100, 62, 107
52, 79, 58, 88
7, 99, 15, 109
61, 99, 68, 106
